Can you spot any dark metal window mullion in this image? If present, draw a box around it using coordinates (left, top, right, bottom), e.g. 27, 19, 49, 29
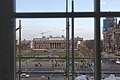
66, 0, 70, 79
94, 0, 101, 80
18, 20, 22, 80
71, 0, 75, 80
15, 12, 120, 18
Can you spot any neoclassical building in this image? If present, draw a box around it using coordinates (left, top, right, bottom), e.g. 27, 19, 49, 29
33, 36, 83, 50
103, 21, 120, 55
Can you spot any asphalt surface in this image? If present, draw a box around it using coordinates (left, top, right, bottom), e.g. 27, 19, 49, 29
16, 51, 120, 80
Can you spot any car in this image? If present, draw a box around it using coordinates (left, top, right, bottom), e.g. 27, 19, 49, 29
63, 73, 72, 76
20, 73, 30, 78
116, 60, 120, 64
111, 59, 116, 62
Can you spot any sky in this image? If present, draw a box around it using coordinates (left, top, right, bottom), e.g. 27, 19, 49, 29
16, 0, 120, 40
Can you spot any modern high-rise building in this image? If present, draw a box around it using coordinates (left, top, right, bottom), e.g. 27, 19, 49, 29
103, 17, 117, 32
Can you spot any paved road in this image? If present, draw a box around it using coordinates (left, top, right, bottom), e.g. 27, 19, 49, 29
16, 51, 120, 80
101, 52, 120, 75
101, 58, 120, 74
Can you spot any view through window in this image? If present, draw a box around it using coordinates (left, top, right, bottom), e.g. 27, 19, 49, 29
15, 0, 120, 80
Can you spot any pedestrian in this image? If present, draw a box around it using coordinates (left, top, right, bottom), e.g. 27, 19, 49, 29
62, 64, 63, 66
48, 76, 50, 80
40, 64, 42, 66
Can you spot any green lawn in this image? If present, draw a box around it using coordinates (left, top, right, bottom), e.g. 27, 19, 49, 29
21, 50, 79, 57
32, 59, 49, 62
17, 50, 83, 62
16, 58, 27, 62
21, 51, 48, 57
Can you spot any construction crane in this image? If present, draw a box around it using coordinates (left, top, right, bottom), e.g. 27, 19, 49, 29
41, 31, 49, 37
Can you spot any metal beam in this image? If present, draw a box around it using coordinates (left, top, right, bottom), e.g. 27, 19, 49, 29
18, 20, 22, 80
18, 56, 120, 59
0, 0, 15, 80
16, 71, 120, 74
71, 0, 75, 80
66, 0, 70, 80
15, 12, 120, 18
94, 0, 101, 80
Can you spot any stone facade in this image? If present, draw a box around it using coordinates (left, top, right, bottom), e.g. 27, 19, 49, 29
103, 21, 120, 55
33, 36, 83, 50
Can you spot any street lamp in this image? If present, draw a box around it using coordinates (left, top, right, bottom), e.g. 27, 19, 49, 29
16, 20, 22, 80
66, 0, 70, 80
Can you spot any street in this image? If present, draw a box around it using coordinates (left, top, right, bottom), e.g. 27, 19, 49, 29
16, 51, 120, 80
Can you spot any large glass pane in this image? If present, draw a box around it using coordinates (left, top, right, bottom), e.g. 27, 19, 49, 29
16, 0, 65, 12
101, 17, 120, 79
74, 18, 94, 40
101, 0, 120, 12
16, 18, 66, 39
74, 0, 94, 12
74, 18, 94, 79
16, 18, 67, 80
16, 0, 94, 13
16, 18, 95, 80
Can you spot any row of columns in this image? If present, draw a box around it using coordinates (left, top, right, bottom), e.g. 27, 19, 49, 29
50, 43, 65, 49
34, 42, 81, 49
34, 43, 66, 49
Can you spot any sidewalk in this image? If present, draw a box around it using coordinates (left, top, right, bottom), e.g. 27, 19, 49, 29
17, 59, 66, 68
101, 52, 120, 58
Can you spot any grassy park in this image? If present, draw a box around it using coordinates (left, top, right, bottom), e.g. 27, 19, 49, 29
17, 50, 84, 62
21, 50, 79, 57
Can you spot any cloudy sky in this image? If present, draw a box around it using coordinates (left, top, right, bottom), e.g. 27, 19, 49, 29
16, 0, 120, 40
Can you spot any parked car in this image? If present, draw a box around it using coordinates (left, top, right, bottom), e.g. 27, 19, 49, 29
116, 60, 120, 64
20, 73, 30, 78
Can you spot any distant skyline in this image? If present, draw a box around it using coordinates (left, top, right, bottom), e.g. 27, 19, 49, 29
16, 0, 120, 40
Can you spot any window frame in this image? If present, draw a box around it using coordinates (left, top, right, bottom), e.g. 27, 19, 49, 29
14, 0, 120, 80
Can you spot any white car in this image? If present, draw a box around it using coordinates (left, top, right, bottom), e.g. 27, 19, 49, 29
20, 73, 30, 78
116, 60, 120, 64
